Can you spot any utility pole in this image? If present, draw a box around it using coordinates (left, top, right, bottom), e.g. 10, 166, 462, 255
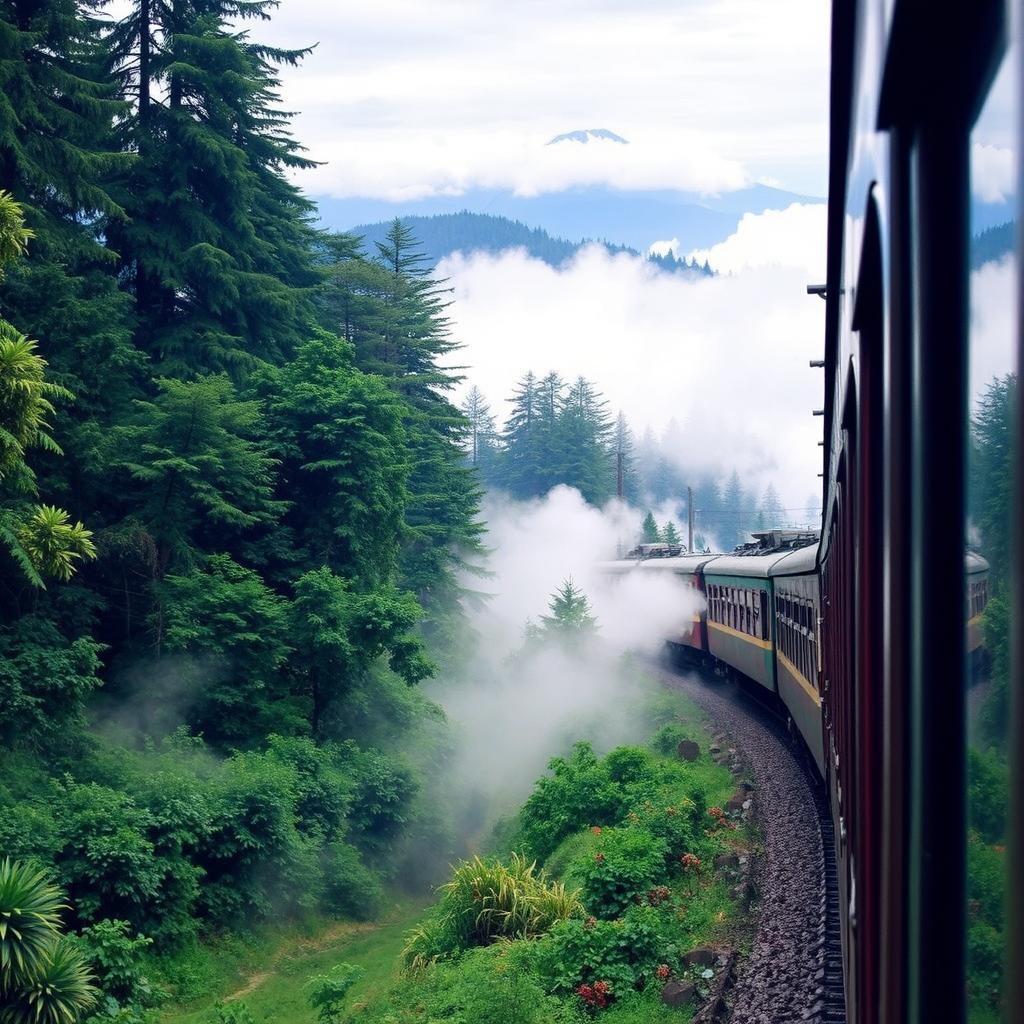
687, 485, 694, 553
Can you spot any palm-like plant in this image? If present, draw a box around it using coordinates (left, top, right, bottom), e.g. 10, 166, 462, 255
0, 939, 97, 1024
0, 860, 66, 992
0, 861, 98, 1024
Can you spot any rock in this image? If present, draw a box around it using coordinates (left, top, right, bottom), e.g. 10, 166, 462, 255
682, 947, 717, 967
714, 853, 740, 871
725, 796, 745, 813
677, 739, 700, 761
708, 744, 722, 756
661, 979, 695, 1008
738, 779, 755, 792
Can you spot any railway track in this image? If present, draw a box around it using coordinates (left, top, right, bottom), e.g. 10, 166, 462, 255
654, 658, 846, 1024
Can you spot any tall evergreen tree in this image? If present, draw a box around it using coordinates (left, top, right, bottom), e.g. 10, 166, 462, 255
662, 521, 681, 546
557, 376, 613, 504
612, 412, 639, 503
721, 469, 745, 550
641, 511, 660, 544
501, 371, 542, 498
106, 0, 319, 373
760, 483, 785, 529
461, 385, 500, 483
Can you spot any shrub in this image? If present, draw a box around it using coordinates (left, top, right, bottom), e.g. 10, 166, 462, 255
3, 937, 98, 1024
571, 827, 667, 919
631, 800, 700, 873
306, 963, 364, 1024
650, 724, 687, 757
321, 841, 383, 920
75, 919, 154, 1008
518, 744, 630, 861
967, 832, 1006, 928
967, 919, 1004, 1014
968, 748, 1008, 844
342, 745, 418, 860
402, 853, 583, 965
535, 905, 667, 998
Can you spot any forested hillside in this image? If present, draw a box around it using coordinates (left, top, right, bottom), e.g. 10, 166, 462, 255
0, 2, 483, 1019
350, 212, 713, 275
461, 378, 813, 550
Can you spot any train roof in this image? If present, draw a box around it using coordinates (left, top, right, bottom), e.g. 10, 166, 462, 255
635, 553, 723, 573
768, 543, 819, 577
966, 551, 990, 575
702, 551, 795, 578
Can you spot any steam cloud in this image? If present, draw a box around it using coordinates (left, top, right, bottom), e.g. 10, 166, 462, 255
428, 486, 703, 827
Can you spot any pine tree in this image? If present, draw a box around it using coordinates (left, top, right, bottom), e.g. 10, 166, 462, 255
557, 376, 614, 504
662, 521, 681, 546
641, 511, 661, 543
612, 412, 639, 502
461, 385, 500, 480
501, 371, 542, 498
539, 578, 598, 640
722, 469, 745, 549
107, 0, 319, 373
760, 483, 785, 529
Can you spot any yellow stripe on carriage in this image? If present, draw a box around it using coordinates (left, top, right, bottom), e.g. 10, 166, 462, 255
707, 619, 773, 651
777, 650, 822, 708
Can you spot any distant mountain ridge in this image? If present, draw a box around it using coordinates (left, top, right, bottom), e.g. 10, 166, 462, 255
547, 128, 629, 145
315, 183, 826, 253
348, 211, 712, 275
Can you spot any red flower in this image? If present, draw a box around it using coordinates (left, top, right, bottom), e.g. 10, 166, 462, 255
591, 825, 603, 834
656, 964, 671, 980
708, 806, 724, 819
681, 852, 701, 872
594, 852, 605, 862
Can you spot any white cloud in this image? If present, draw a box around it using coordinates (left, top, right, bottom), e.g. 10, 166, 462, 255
970, 255, 1017, 400
235, 0, 831, 200
648, 238, 681, 257
971, 143, 1015, 204
687, 202, 827, 277
440, 244, 826, 511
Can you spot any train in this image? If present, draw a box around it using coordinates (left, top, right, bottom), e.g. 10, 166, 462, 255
600, 533, 989, 789
605, 1, 1023, 1021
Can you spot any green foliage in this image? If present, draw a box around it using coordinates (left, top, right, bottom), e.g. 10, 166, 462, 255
535, 905, 666, 997
305, 963, 363, 1024
650, 723, 687, 757
641, 512, 660, 544
0, 617, 103, 748
402, 854, 583, 965
210, 1001, 255, 1024
320, 843, 383, 921
571, 828, 667, 918
0, 861, 98, 1024
75, 919, 153, 1008
536, 580, 599, 643
967, 748, 1008, 845
0, 859, 67, 987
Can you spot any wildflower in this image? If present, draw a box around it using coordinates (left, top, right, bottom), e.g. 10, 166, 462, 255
708, 806, 725, 819
995, 845, 1007, 853
591, 825, 603, 835
656, 964, 671, 981
681, 852, 701, 872
595, 852, 605, 862
585, 916, 597, 928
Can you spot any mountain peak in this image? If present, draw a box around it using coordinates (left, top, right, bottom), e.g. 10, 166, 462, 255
547, 128, 629, 146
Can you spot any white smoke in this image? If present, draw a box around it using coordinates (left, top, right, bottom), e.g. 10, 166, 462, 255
427, 486, 703, 818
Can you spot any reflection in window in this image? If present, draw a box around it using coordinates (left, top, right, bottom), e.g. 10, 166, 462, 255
965, 42, 1016, 1023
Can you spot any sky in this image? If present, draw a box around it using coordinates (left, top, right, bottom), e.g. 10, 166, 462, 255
252, 0, 832, 201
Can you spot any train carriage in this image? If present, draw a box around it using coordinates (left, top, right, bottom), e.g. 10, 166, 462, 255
701, 554, 781, 691
636, 553, 719, 652
769, 544, 825, 774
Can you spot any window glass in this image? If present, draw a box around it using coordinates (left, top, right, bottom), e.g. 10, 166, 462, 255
965, 38, 1017, 1022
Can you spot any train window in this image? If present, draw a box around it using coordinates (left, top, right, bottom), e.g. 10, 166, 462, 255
964, 41, 1017, 1021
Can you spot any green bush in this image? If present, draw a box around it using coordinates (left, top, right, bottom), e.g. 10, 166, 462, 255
306, 963, 364, 1024
967, 919, 1004, 1015
321, 841, 383, 920
535, 905, 668, 998
518, 744, 632, 861
403, 854, 583, 966
75, 919, 155, 1008
968, 748, 1008, 845
649, 723, 687, 757
968, 832, 1006, 927
570, 827, 667, 918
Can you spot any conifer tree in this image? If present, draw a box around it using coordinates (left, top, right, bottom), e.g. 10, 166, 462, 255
641, 511, 661, 543
107, 0, 319, 372
557, 376, 614, 504
613, 412, 639, 502
461, 385, 500, 480
501, 371, 542, 498
760, 483, 785, 530
662, 521, 681, 546
539, 578, 598, 640
722, 470, 745, 549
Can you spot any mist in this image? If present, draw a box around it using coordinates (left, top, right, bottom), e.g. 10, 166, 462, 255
426, 485, 703, 833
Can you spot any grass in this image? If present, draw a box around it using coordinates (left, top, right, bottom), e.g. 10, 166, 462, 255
158, 896, 427, 1024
